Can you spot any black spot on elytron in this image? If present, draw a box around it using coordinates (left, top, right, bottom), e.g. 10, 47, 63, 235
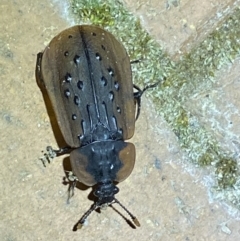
77, 80, 83, 90
95, 53, 102, 61
108, 67, 114, 76
109, 91, 114, 101
74, 95, 80, 105
64, 89, 70, 98
74, 55, 80, 64
64, 51, 69, 56
101, 76, 107, 86
114, 81, 119, 91
72, 114, 77, 120
68, 35, 73, 39
117, 106, 121, 113
91, 32, 96, 36
101, 45, 106, 51
65, 73, 72, 82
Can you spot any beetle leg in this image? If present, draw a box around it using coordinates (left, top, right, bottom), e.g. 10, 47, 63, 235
134, 81, 160, 120
40, 146, 72, 167
130, 59, 141, 64
133, 84, 142, 120
46, 145, 72, 158
65, 171, 78, 203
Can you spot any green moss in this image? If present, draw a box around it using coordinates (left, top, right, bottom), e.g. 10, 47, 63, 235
69, 0, 240, 204
152, 7, 240, 190
175, 109, 189, 130
216, 158, 238, 189
71, 0, 115, 27
198, 152, 215, 166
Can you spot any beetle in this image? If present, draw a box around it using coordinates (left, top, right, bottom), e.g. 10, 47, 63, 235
36, 25, 159, 229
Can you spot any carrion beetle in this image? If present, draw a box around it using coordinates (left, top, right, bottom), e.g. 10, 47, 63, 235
36, 25, 160, 229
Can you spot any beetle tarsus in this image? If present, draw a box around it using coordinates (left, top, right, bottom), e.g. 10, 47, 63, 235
39, 146, 57, 166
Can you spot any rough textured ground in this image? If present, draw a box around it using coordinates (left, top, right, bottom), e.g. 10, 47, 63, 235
0, 0, 240, 240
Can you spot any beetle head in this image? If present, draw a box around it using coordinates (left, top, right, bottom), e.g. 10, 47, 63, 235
94, 181, 119, 204
76, 181, 140, 230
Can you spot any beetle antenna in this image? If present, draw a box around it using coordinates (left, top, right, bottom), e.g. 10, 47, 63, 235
114, 198, 140, 227
76, 201, 99, 229
76, 198, 140, 229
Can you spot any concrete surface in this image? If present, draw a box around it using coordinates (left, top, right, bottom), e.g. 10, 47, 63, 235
0, 0, 240, 240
